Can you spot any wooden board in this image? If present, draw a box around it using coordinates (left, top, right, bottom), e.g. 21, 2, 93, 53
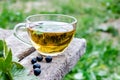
0, 28, 86, 80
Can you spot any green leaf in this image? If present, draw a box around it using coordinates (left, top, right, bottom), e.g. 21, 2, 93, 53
0, 58, 4, 71
0, 40, 3, 51
0, 58, 13, 80
5, 71, 13, 80
12, 62, 24, 69
0, 72, 9, 80
0, 40, 3, 57
3, 40, 9, 58
4, 49, 12, 70
0, 39, 39, 80
11, 64, 39, 80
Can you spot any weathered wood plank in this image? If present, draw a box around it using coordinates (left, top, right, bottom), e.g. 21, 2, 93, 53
0, 28, 12, 39
0, 28, 86, 80
0, 28, 35, 60
20, 38, 86, 80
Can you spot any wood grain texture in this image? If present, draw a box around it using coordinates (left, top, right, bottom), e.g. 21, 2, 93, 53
0, 28, 12, 39
0, 28, 35, 60
0, 28, 86, 80
20, 38, 86, 80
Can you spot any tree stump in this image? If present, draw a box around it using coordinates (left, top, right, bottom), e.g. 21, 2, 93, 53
0, 28, 86, 80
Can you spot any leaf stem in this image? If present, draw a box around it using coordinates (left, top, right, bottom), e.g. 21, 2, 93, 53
6, 71, 13, 80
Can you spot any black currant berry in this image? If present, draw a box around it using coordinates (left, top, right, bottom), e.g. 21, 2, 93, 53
34, 68, 41, 76
45, 56, 52, 63
33, 63, 41, 69
36, 56, 43, 62
31, 58, 37, 64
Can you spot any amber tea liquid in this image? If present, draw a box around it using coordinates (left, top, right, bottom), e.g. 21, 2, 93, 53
27, 21, 75, 56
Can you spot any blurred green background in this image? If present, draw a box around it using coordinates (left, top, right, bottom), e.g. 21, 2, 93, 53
0, 0, 120, 80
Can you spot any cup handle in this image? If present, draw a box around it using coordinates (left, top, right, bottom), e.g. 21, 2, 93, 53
14, 23, 32, 46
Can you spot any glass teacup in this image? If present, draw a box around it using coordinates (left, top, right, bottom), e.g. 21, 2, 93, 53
14, 14, 77, 56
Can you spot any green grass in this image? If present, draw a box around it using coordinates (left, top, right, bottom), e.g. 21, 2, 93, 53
0, 0, 120, 80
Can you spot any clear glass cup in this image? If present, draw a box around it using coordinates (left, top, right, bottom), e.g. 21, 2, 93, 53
14, 14, 77, 56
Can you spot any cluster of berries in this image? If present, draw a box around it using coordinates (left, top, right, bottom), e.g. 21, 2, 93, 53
31, 55, 52, 76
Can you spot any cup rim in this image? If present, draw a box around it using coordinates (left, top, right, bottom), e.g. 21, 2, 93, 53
26, 14, 77, 25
